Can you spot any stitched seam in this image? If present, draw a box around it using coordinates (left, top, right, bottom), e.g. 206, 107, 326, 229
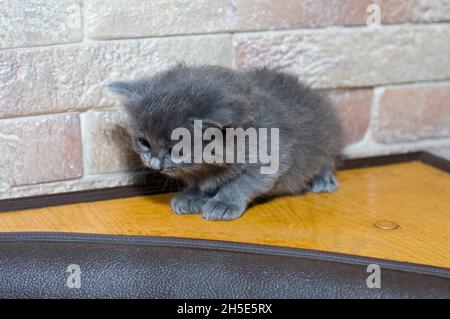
0, 232, 448, 278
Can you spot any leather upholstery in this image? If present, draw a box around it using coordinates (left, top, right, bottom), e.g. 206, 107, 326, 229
0, 233, 448, 298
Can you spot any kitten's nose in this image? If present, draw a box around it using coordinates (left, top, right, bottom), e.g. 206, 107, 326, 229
150, 158, 161, 171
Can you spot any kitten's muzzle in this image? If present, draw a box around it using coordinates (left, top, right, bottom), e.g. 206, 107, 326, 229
161, 167, 178, 174
139, 153, 162, 171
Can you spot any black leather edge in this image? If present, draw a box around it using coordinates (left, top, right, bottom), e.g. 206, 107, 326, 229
0, 232, 449, 298
0, 232, 448, 278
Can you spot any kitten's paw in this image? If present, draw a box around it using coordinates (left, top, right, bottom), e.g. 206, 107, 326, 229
202, 200, 245, 221
170, 193, 206, 215
308, 169, 339, 193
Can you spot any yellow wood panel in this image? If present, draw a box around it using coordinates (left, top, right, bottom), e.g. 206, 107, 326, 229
0, 161, 449, 268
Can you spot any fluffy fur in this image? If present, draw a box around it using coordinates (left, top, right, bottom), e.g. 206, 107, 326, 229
109, 64, 343, 220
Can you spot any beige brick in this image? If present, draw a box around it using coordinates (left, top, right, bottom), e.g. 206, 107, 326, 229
237, 0, 450, 26
86, 0, 370, 39
234, 0, 371, 29
378, 0, 450, 24
0, 34, 232, 118
85, 0, 231, 39
0, 49, 56, 118
84, 109, 140, 174
0, 113, 82, 187
234, 24, 450, 88
327, 89, 373, 145
86, 0, 450, 39
373, 83, 450, 143
0, 0, 82, 49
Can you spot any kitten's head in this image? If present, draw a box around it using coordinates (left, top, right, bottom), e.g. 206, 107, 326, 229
108, 65, 252, 178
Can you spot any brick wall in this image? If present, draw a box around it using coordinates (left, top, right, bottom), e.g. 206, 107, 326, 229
1, 0, 449, 199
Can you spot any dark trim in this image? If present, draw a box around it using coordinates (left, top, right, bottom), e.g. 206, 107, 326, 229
339, 151, 450, 172
418, 151, 450, 173
0, 232, 448, 277
0, 152, 448, 213
0, 173, 181, 213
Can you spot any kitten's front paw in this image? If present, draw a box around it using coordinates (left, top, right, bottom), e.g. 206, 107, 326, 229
308, 169, 339, 193
202, 200, 245, 221
170, 193, 206, 215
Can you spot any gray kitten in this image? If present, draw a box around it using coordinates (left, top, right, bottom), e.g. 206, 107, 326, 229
109, 64, 343, 221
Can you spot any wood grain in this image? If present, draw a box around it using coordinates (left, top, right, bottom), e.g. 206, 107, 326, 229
0, 161, 449, 268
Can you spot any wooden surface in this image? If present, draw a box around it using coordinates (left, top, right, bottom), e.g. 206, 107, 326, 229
0, 161, 449, 268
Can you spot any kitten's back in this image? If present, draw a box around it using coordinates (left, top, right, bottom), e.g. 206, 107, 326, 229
244, 67, 344, 192
244, 68, 309, 107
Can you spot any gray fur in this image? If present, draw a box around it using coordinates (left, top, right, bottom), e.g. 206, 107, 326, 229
109, 64, 343, 221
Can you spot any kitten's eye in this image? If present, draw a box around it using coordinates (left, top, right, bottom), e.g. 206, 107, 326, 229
137, 137, 151, 150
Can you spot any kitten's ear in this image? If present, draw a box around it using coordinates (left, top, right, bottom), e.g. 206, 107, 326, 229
189, 94, 254, 130
189, 106, 237, 130
190, 117, 230, 130
107, 81, 140, 99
